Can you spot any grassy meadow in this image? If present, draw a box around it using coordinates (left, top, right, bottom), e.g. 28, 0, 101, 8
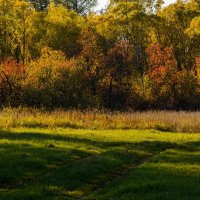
0, 109, 200, 199
0, 108, 200, 132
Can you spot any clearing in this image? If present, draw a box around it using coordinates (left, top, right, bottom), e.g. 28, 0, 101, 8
0, 128, 199, 199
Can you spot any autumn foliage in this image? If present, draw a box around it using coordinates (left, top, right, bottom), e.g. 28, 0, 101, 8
0, 0, 199, 110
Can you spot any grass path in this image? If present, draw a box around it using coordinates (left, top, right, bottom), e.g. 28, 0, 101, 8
89, 148, 200, 200
0, 128, 199, 199
79, 151, 164, 200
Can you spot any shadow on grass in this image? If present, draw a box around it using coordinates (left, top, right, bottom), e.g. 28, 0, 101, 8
20, 122, 83, 129
0, 129, 199, 200
91, 147, 200, 200
0, 143, 92, 187
0, 130, 178, 152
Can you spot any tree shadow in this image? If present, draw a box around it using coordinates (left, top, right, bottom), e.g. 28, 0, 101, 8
0, 129, 177, 151
0, 129, 199, 200
89, 140, 200, 200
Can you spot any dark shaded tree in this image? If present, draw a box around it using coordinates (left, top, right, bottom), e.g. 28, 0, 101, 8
27, 0, 97, 14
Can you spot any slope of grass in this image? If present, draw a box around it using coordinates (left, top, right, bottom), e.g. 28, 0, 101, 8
0, 128, 199, 199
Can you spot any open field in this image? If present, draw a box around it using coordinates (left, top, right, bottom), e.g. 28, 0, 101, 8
0, 0, 199, 198
0, 128, 199, 200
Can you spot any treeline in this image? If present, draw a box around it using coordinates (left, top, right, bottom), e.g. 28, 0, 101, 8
0, 0, 199, 110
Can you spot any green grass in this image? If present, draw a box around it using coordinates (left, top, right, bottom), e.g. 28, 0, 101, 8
0, 128, 199, 199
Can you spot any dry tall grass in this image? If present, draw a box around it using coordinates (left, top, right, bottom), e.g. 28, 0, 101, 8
0, 108, 200, 132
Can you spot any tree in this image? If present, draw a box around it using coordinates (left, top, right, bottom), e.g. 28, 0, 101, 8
146, 44, 177, 108
22, 47, 67, 107
156, 0, 200, 71
186, 16, 200, 60
28, 0, 48, 11
78, 29, 104, 97
147, 43, 199, 109
28, 0, 97, 14
0, 0, 36, 63
105, 40, 134, 109
0, 59, 25, 106
44, 3, 83, 57
13, 1, 35, 63
0, 0, 16, 61
109, 0, 164, 13
65, 0, 97, 15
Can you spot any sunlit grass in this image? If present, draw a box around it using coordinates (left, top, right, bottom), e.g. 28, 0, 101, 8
0, 128, 199, 199
89, 148, 200, 200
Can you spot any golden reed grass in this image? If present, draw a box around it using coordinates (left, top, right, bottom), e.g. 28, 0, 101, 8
0, 108, 199, 132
